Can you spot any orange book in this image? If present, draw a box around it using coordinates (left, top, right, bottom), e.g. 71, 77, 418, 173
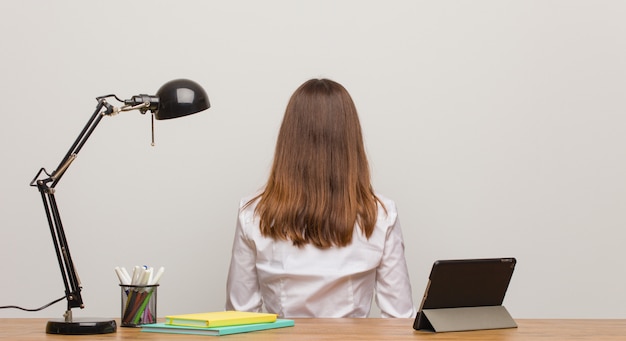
165, 311, 277, 328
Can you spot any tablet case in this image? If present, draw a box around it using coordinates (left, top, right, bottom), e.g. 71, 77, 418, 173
413, 257, 517, 332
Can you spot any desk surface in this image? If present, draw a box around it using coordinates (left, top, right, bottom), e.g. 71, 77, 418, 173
1, 318, 625, 340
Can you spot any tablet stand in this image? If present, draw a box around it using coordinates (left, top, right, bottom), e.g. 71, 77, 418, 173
415, 305, 517, 333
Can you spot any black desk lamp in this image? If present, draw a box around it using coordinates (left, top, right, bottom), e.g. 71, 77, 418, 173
29, 79, 210, 334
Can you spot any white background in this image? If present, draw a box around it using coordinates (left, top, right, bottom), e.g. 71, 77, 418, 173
1, 1, 625, 319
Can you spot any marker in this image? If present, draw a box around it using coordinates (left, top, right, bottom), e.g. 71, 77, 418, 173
114, 267, 130, 285
140, 267, 152, 286
120, 267, 132, 284
131, 266, 142, 285
150, 267, 165, 285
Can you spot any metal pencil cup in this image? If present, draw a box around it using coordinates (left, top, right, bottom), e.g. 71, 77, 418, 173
120, 284, 158, 327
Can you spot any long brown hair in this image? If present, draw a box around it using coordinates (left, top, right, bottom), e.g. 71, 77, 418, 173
248, 78, 382, 249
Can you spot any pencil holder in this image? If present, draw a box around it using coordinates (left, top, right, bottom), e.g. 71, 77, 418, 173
120, 284, 158, 327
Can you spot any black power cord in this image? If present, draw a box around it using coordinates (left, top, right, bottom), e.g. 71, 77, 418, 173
0, 296, 66, 312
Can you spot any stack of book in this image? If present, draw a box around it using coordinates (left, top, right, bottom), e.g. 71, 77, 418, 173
140, 311, 294, 336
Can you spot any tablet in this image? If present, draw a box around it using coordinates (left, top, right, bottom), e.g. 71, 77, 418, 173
413, 257, 516, 331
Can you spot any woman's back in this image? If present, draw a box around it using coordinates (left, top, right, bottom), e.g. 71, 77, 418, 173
226, 194, 415, 318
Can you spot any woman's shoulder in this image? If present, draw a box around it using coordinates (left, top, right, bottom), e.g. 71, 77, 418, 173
375, 192, 397, 211
239, 191, 263, 208
374, 193, 398, 223
237, 191, 265, 225
375, 192, 395, 207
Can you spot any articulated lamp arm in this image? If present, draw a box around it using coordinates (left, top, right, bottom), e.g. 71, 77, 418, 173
29, 98, 117, 318
27, 79, 209, 335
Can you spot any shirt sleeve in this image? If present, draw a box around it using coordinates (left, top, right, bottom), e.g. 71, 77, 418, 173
225, 209, 263, 312
375, 215, 417, 318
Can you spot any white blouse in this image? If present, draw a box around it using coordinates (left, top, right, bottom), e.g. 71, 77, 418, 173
225, 194, 416, 318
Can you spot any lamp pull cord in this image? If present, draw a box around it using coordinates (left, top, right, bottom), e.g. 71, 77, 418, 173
151, 113, 155, 146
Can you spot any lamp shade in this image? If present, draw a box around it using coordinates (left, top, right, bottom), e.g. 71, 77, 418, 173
154, 79, 210, 120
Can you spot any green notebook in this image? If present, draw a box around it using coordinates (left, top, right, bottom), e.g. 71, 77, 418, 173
141, 319, 294, 336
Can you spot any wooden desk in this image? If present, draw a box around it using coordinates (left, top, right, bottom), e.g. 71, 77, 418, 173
0, 318, 624, 340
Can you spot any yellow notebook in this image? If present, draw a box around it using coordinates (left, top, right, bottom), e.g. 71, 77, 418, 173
165, 311, 277, 328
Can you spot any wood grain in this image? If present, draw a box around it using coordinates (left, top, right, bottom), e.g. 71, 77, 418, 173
1, 318, 625, 340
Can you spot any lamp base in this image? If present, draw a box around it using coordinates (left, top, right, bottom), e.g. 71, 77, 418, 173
46, 318, 117, 334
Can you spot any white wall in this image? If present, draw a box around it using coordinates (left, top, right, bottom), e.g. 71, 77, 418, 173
1, 0, 625, 320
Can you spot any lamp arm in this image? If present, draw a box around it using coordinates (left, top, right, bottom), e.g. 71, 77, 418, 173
50, 99, 115, 187
29, 98, 116, 320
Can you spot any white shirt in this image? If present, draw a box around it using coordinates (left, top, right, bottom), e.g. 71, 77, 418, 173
225, 194, 416, 318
